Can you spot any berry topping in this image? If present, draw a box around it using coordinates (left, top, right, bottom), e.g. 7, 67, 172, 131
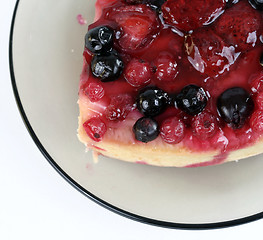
176, 85, 208, 116
125, 0, 144, 3
215, 1, 263, 52
260, 54, 263, 67
217, 87, 254, 129
160, 116, 185, 144
105, 94, 135, 121
249, 0, 263, 11
133, 117, 159, 143
148, 0, 166, 10
185, 28, 238, 76
137, 87, 168, 117
191, 111, 219, 139
91, 52, 124, 82
124, 59, 152, 87
256, 91, 263, 110
83, 117, 107, 142
250, 110, 263, 133
250, 72, 263, 93
154, 52, 178, 82
162, 0, 225, 32
84, 82, 105, 102
85, 26, 114, 53
109, 4, 159, 50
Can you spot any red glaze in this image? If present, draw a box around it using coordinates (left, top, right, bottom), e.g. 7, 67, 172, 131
80, 0, 263, 166
162, 0, 226, 32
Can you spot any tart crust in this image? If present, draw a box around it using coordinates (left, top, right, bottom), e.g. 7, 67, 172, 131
78, 101, 263, 167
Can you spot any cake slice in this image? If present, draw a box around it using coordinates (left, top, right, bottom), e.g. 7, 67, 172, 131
78, 0, 263, 167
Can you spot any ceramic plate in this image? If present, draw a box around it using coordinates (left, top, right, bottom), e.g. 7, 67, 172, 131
10, 0, 263, 229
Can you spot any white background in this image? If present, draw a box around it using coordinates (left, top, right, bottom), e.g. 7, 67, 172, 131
1, 0, 263, 239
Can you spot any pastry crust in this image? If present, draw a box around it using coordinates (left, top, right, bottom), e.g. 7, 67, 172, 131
78, 100, 263, 167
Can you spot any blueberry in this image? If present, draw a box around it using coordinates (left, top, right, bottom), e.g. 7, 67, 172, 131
148, 0, 166, 10
133, 117, 159, 143
249, 0, 263, 11
217, 87, 254, 129
91, 52, 124, 82
176, 85, 208, 116
85, 26, 114, 53
137, 87, 168, 117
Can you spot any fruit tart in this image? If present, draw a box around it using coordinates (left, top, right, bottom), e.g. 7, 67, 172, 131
78, 0, 263, 167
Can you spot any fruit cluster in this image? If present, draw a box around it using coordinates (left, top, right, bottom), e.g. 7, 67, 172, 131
81, 0, 263, 146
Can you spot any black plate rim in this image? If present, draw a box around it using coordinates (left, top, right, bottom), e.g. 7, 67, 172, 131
9, 0, 263, 230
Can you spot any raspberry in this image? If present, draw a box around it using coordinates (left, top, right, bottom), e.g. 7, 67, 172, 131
191, 112, 219, 139
83, 117, 107, 142
109, 5, 159, 50
105, 94, 135, 121
256, 92, 263, 110
124, 59, 152, 87
154, 52, 178, 82
250, 110, 263, 134
162, 0, 225, 32
215, 1, 263, 52
185, 28, 237, 76
160, 117, 185, 144
84, 82, 105, 102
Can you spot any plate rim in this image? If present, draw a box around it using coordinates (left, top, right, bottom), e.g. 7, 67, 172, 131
8, 0, 263, 230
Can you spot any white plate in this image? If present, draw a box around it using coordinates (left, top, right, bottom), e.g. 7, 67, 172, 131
10, 0, 263, 229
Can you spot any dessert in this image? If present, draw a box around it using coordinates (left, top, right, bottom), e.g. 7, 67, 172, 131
78, 0, 263, 167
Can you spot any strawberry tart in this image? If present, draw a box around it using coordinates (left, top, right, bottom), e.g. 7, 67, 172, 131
78, 0, 263, 167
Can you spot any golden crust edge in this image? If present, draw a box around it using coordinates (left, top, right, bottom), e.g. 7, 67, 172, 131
77, 114, 263, 167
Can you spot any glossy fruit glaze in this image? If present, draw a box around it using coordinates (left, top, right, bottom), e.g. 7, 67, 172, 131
79, 0, 263, 166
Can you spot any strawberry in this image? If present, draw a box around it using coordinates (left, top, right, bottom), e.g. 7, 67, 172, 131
185, 28, 238, 76
162, 0, 226, 32
215, 1, 263, 52
108, 4, 160, 51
